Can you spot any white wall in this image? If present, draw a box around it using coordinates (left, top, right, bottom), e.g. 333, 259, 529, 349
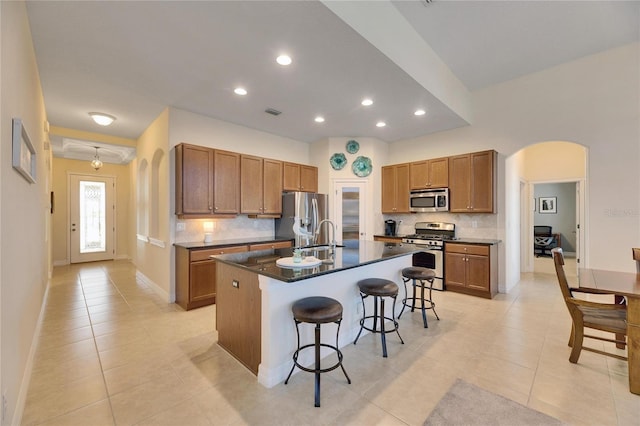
390, 42, 640, 288
0, 2, 51, 423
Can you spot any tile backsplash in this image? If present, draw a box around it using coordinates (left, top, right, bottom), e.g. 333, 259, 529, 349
383, 213, 498, 239
174, 217, 275, 244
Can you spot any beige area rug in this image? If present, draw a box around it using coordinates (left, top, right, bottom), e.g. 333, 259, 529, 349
424, 379, 563, 425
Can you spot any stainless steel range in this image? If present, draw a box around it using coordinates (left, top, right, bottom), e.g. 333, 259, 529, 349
402, 222, 456, 291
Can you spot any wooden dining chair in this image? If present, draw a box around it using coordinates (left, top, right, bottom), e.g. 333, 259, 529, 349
551, 248, 627, 363
633, 248, 640, 274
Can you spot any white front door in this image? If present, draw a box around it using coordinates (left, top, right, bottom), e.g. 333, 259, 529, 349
69, 174, 116, 263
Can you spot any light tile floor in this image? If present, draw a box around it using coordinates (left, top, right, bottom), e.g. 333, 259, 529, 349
22, 258, 639, 425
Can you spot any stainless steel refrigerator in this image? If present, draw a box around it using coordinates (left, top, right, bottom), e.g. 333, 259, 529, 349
275, 192, 329, 248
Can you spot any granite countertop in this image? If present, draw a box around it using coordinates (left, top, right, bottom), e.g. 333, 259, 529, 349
213, 240, 419, 283
446, 238, 501, 245
174, 236, 293, 250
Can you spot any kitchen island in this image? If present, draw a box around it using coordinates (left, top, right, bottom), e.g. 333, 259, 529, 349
213, 240, 419, 387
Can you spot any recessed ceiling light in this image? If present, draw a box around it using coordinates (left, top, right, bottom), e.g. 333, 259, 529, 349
234, 87, 247, 96
414, 109, 426, 116
376, 121, 386, 128
361, 98, 373, 106
314, 116, 325, 123
88, 112, 116, 126
276, 55, 292, 66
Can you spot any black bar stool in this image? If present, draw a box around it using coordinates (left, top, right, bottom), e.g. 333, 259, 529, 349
353, 278, 404, 357
284, 296, 351, 407
399, 267, 440, 328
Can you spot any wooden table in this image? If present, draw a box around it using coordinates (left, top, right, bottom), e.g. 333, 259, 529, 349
578, 268, 640, 394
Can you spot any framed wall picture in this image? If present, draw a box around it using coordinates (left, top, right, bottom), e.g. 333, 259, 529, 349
12, 118, 36, 183
539, 196, 557, 214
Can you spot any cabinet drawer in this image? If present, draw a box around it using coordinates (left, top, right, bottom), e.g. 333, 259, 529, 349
191, 245, 248, 261
249, 241, 292, 251
446, 244, 489, 256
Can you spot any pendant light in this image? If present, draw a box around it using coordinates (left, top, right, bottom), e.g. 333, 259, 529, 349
91, 146, 103, 171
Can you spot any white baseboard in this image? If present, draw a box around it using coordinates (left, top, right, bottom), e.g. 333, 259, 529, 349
14, 282, 50, 425
135, 270, 171, 303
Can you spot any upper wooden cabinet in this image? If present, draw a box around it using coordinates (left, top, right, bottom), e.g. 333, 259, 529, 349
176, 143, 214, 216
175, 144, 240, 218
410, 157, 449, 189
381, 163, 410, 214
213, 150, 241, 214
449, 150, 496, 213
241, 155, 283, 215
283, 162, 318, 193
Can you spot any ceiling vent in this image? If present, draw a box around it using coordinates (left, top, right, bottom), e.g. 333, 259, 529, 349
265, 108, 282, 116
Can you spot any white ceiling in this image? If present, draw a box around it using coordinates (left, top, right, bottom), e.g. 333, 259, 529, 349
26, 1, 640, 162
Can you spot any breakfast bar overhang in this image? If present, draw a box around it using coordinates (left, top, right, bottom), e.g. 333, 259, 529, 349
213, 241, 419, 387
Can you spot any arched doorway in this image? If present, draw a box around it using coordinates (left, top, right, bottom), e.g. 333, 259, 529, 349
504, 141, 587, 290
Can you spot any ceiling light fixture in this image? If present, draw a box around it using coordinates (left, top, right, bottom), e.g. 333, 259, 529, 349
361, 98, 373, 106
88, 112, 116, 126
234, 87, 247, 96
376, 121, 386, 128
414, 109, 426, 116
276, 54, 292, 66
314, 116, 325, 123
91, 146, 103, 171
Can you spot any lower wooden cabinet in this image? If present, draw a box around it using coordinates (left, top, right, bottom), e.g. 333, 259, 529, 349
444, 242, 497, 299
175, 245, 248, 310
175, 241, 292, 310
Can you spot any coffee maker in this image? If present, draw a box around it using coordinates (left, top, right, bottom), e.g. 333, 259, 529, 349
385, 220, 398, 236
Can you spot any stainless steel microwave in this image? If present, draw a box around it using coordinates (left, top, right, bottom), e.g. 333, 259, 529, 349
409, 188, 449, 212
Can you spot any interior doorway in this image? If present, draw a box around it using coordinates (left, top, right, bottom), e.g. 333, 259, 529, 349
333, 180, 367, 243
69, 174, 116, 263
532, 180, 581, 274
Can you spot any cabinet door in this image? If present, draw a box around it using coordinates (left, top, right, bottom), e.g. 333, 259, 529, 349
283, 162, 300, 191
466, 254, 490, 291
409, 161, 429, 190
395, 164, 410, 213
445, 252, 467, 288
470, 151, 494, 213
240, 155, 263, 214
190, 260, 216, 303
381, 165, 396, 213
177, 144, 213, 215
213, 150, 240, 214
263, 159, 283, 214
300, 165, 318, 193
449, 154, 471, 212
429, 157, 449, 188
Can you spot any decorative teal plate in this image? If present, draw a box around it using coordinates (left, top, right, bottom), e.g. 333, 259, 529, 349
352, 156, 372, 177
346, 139, 359, 154
330, 153, 347, 170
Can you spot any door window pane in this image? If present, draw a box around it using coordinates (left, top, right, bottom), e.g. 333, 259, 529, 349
342, 187, 360, 241
80, 181, 106, 253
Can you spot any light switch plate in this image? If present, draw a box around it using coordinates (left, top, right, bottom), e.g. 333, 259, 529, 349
176, 222, 186, 232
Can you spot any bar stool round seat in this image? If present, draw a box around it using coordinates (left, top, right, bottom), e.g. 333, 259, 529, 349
399, 267, 440, 328
354, 278, 404, 357
284, 296, 351, 407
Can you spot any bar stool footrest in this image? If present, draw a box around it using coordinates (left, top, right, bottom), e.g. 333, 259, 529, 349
290, 343, 346, 375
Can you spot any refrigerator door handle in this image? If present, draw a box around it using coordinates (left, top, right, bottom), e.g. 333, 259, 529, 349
311, 197, 319, 243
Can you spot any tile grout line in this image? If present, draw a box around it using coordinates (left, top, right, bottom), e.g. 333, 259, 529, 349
79, 266, 118, 426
